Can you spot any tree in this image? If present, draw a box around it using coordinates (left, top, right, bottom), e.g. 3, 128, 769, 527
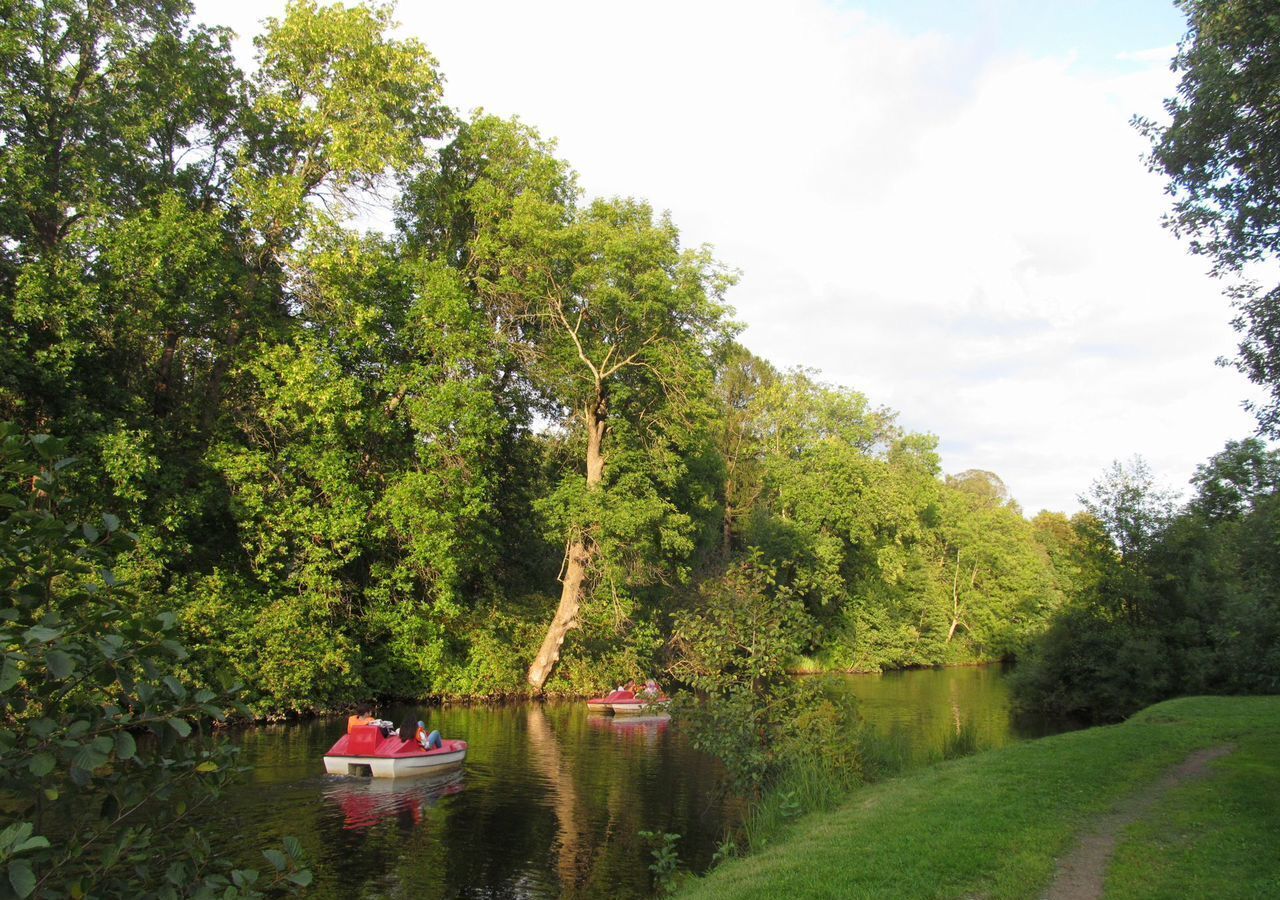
442, 116, 735, 689
1138, 0, 1280, 432
945, 469, 1017, 511
1079, 456, 1176, 562
1188, 436, 1280, 520
713, 344, 775, 556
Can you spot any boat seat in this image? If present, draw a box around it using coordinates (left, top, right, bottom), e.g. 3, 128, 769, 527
347, 725, 382, 755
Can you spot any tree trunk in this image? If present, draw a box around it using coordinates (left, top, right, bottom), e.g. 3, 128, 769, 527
153, 328, 180, 415
527, 394, 606, 689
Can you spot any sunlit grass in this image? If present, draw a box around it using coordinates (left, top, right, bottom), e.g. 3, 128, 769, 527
680, 696, 1280, 899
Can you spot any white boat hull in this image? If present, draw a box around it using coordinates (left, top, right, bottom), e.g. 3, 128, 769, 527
609, 701, 671, 715
324, 747, 467, 778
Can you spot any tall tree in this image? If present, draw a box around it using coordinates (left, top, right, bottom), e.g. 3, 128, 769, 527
1138, 0, 1280, 432
444, 117, 735, 687
1079, 456, 1176, 563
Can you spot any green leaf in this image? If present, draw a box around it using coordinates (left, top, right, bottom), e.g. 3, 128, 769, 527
162, 675, 186, 700
28, 753, 55, 777
13, 835, 49, 854
71, 745, 109, 772
22, 626, 59, 644
288, 870, 313, 887
102, 513, 120, 532
261, 849, 286, 871
167, 718, 192, 738
115, 731, 136, 760
283, 835, 302, 858
90, 735, 113, 755
0, 658, 20, 692
81, 524, 99, 543
44, 649, 74, 679
8, 860, 34, 898
0, 823, 33, 853
0, 494, 21, 509
195, 761, 219, 773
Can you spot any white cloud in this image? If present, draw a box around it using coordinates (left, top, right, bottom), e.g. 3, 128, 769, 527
195, 0, 1263, 513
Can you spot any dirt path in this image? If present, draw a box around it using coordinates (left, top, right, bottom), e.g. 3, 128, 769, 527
1042, 743, 1235, 900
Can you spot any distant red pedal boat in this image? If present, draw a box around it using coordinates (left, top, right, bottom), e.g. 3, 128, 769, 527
324, 725, 467, 778
586, 683, 671, 715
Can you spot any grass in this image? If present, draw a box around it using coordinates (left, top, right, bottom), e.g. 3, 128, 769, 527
938, 719, 982, 762
1106, 707, 1280, 899
676, 696, 1280, 899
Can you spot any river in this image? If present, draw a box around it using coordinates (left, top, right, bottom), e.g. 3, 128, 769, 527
203, 665, 1071, 898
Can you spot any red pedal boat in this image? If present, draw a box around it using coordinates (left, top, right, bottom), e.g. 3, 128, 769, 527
586, 682, 671, 715
324, 725, 467, 778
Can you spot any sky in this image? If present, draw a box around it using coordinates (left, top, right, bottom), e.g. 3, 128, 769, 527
195, 0, 1266, 515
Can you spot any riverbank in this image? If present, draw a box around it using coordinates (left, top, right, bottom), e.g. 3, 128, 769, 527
678, 695, 1280, 899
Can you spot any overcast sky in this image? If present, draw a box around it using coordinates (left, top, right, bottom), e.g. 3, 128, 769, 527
195, 0, 1266, 515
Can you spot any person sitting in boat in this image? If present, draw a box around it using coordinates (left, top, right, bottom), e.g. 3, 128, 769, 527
348, 704, 377, 734
642, 679, 660, 697
350, 704, 395, 736
415, 720, 442, 751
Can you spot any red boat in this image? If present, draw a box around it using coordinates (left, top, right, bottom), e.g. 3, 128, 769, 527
586, 682, 671, 715
324, 725, 467, 778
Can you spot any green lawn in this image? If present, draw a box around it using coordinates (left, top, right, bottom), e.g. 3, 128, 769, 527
677, 696, 1280, 900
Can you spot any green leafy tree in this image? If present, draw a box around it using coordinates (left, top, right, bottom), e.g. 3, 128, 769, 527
1079, 456, 1176, 563
1016, 439, 1280, 719
434, 115, 735, 688
0, 425, 309, 896
1138, 0, 1280, 432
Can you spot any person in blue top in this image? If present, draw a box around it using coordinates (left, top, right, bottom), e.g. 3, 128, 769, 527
414, 720, 442, 750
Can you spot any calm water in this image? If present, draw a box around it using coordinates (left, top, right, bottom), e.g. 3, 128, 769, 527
204, 666, 1070, 898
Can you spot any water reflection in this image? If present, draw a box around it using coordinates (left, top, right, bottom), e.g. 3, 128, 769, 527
322, 771, 465, 830
206, 701, 730, 899
198, 668, 1071, 898
825, 664, 1082, 764
586, 714, 670, 745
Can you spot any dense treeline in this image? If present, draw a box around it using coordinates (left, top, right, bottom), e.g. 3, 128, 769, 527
2, 0, 1067, 716
1012, 443, 1280, 719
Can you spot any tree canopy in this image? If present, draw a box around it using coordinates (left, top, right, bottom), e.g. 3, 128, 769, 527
1139, 0, 1280, 432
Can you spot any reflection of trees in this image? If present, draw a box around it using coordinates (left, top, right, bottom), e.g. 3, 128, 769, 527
525, 704, 593, 893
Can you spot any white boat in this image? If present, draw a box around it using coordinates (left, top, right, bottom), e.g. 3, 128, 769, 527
586, 686, 671, 715
324, 725, 467, 778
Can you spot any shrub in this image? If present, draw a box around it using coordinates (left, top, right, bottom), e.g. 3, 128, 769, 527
0, 425, 308, 896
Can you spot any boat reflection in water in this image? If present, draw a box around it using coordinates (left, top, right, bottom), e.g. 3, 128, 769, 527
586, 713, 670, 746
322, 769, 465, 830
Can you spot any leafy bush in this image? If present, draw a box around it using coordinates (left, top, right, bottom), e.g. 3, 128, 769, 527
670, 555, 862, 798
0, 425, 308, 897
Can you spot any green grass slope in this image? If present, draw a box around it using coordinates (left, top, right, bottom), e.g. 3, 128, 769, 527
678, 696, 1280, 900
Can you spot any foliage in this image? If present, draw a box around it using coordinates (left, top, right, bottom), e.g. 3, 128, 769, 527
0, 0, 1081, 716
0, 426, 308, 897
1078, 456, 1175, 563
1015, 440, 1280, 720
668, 553, 867, 835
638, 830, 682, 896
1138, 0, 1280, 433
